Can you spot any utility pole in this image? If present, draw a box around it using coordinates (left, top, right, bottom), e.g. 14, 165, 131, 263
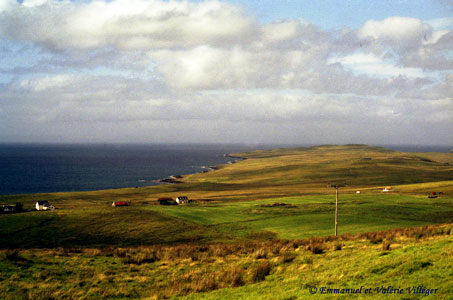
328, 184, 346, 236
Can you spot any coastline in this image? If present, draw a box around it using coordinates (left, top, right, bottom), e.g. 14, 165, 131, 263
156, 154, 246, 184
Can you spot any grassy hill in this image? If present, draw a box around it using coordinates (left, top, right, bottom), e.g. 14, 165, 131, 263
0, 145, 452, 299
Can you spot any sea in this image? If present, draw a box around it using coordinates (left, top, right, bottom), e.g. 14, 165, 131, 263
0, 143, 450, 195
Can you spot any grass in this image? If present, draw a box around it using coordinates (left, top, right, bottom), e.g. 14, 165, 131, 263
147, 194, 452, 239
0, 207, 233, 248
0, 144, 452, 299
0, 225, 451, 299
180, 232, 452, 300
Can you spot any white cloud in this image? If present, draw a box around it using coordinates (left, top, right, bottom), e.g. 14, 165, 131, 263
426, 17, 453, 30
356, 17, 452, 71
21, 0, 48, 7
358, 17, 430, 44
329, 52, 426, 78
2, 74, 451, 144
0, 0, 257, 50
18, 75, 72, 92
261, 20, 302, 45
0, 0, 17, 12
0, 1, 452, 144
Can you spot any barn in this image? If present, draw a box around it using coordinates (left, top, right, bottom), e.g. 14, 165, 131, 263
158, 198, 176, 205
112, 201, 129, 207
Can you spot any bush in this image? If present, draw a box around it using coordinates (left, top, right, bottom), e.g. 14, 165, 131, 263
251, 261, 271, 282
302, 256, 313, 264
253, 248, 267, 259
224, 267, 245, 287
210, 245, 232, 257
3, 250, 27, 262
370, 237, 383, 244
307, 243, 324, 254
278, 252, 296, 263
193, 274, 217, 292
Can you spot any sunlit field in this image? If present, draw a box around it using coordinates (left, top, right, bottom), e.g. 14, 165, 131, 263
1, 145, 452, 299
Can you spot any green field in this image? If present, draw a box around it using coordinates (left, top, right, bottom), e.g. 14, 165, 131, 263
1, 145, 452, 299
147, 194, 451, 239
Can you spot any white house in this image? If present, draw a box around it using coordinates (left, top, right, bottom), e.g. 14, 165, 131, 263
36, 201, 54, 210
176, 196, 190, 204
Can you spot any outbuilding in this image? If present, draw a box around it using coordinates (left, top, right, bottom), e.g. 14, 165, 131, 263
158, 198, 176, 205
1, 205, 18, 213
112, 201, 129, 207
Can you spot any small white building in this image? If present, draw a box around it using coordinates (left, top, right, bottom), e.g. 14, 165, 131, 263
176, 196, 190, 204
383, 186, 393, 192
36, 201, 54, 210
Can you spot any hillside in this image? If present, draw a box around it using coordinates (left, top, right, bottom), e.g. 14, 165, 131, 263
0, 145, 452, 299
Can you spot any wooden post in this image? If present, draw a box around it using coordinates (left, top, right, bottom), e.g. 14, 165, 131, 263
328, 184, 346, 237
335, 187, 338, 236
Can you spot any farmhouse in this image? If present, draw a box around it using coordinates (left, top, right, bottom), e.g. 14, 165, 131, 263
176, 196, 190, 204
35, 201, 54, 210
1, 205, 19, 213
112, 201, 129, 207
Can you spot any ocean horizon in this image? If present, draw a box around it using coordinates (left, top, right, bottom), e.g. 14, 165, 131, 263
0, 143, 450, 196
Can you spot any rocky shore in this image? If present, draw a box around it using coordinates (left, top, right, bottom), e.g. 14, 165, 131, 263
157, 154, 246, 184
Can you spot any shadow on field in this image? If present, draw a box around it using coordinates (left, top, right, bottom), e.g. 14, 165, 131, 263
0, 207, 230, 249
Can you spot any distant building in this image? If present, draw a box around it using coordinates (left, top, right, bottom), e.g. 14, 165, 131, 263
158, 198, 176, 205
176, 196, 190, 204
112, 201, 129, 207
36, 201, 54, 210
1, 205, 18, 213
383, 186, 393, 192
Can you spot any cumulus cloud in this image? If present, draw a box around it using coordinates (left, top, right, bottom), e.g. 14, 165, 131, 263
1, 73, 451, 144
0, 0, 451, 144
356, 17, 452, 71
358, 17, 431, 44
0, 0, 257, 50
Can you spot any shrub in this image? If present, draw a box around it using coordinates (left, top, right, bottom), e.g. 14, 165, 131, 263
210, 245, 232, 257
193, 274, 217, 292
121, 251, 157, 265
3, 250, 27, 262
382, 241, 391, 252
251, 261, 271, 282
307, 243, 324, 254
253, 248, 267, 259
278, 252, 296, 263
224, 267, 245, 287
302, 256, 313, 264
370, 237, 383, 244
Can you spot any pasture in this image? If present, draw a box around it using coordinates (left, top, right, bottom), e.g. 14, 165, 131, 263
0, 145, 452, 299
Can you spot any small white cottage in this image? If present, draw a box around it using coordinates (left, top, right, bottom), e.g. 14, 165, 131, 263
36, 201, 54, 210
176, 196, 190, 204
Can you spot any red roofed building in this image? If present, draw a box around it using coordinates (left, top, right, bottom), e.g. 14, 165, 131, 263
112, 201, 129, 207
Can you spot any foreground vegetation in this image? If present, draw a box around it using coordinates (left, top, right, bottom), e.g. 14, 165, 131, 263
1, 225, 451, 299
0, 145, 452, 299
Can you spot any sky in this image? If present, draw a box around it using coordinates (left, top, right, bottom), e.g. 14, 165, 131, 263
0, 0, 452, 145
